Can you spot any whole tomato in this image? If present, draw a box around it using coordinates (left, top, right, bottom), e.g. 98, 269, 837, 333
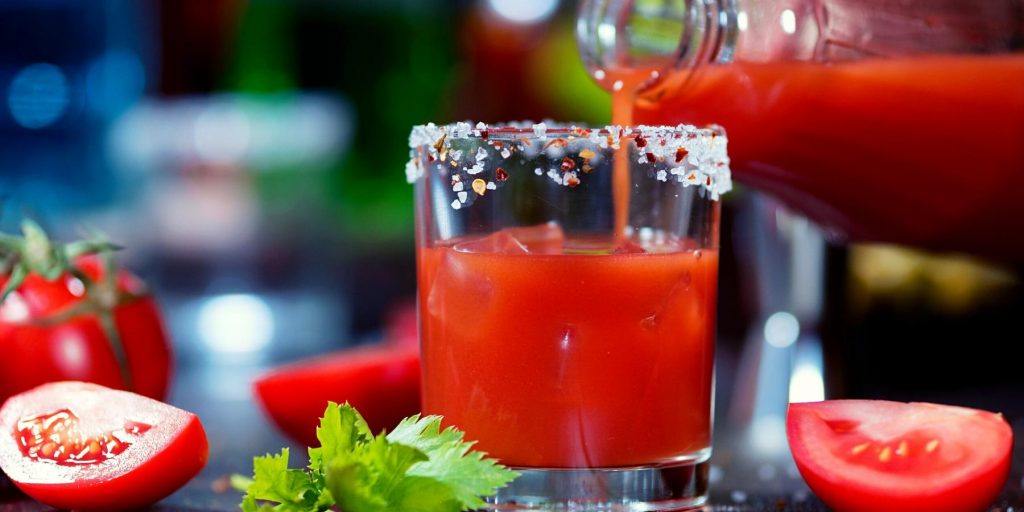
0, 223, 171, 405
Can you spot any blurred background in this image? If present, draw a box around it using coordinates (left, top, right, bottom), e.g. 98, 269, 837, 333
1, 0, 1022, 507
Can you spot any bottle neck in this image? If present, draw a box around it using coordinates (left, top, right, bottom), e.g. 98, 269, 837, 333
576, 0, 737, 94
578, 0, 1024, 95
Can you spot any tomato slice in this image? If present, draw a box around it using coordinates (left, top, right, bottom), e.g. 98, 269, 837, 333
254, 344, 420, 446
0, 381, 208, 511
787, 400, 1012, 512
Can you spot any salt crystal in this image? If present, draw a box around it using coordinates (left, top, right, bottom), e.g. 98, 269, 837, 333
404, 159, 421, 184
486, 181, 496, 190
476, 147, 488, 161
458, 191, 468, 203
532, 122, 547, 140
451, 122, 471, 139
451, 199, 461, 210
547, 168, 561, 184
534, 167, 543, 175
453, 181, 464, 192
468, 163, 484, 175
656, 170, 667, 182
450, 149, 463, 161
563, 171, 580, 187
545, 145, 565, 159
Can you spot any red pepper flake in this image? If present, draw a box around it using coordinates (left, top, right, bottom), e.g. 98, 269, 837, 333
675, 147, 689, 163
433, 134, 447, 161
495, 167, 509, 182
706, 176, 712, 186
659, 138, 667, 146
543, 138, 569, 150
645, 152, 657, 163
565, 173, 580, 188
561, 157, 576, 171
582, 163, 594, 174
480, 129, 489, 140
635, 134, 648, 148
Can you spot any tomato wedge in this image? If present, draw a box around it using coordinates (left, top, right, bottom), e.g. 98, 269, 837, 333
787, 400, 1012, 512
254, 344, 420, 446
0, 382, 208, 511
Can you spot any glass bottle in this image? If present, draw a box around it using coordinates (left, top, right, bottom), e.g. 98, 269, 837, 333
577, 0, 1024, 261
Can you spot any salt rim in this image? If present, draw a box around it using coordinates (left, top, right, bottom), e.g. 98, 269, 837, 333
406, 121, 732, 205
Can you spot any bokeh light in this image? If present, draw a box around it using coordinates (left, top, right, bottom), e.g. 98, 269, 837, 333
486, 0, 558, 24
7, 63, 70, 129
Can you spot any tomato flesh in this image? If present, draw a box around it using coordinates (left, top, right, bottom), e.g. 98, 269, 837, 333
255, 344, 420, 446
0, 381, 208, 511
788, 400, 1012, 512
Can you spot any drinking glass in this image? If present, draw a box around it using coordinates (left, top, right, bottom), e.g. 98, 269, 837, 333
409, 121, 730, 510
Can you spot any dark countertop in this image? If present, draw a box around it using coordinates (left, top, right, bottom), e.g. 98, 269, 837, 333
3, 364, 1023, 512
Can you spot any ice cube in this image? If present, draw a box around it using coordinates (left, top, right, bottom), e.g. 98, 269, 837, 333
453, 222, 564, 255
426, 251, 495, 326
453, 233, 524, 253
504, 222, 564, 254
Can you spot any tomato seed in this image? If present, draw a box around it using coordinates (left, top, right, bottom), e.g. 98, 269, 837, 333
878, 446, 892, 462
895, 441, 908, 457
15, 409, 151, 466
40, 443, 56, 457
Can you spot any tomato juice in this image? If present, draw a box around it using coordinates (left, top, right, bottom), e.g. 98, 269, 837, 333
418, 231, 717, 468
634, 55, 1024, 258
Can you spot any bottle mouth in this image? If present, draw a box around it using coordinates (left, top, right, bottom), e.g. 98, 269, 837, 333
575, 0, 725, 94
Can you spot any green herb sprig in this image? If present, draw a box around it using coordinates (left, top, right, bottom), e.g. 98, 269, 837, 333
234, 403, 518, 512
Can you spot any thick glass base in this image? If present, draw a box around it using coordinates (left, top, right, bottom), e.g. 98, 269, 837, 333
485, 451, 711, 511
